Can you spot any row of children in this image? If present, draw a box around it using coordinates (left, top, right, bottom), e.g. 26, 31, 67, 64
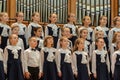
0, 11, 120, 80
0, 35, 116, 80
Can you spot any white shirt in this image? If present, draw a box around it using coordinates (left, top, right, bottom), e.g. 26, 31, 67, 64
24, 47, 42, 72
78, 26, 93, 40
0, 23, 11, 37
36, 37, 44, 48
64, 23, 77, 36
72, 51, 91, 75
111, 50, 120, 74
92, 49, 110, 74
45, 24, 61, 37
42, 47, 56, 62
3, 45, 24, 74
26, 22, 44, 44
56, 48, 72, 72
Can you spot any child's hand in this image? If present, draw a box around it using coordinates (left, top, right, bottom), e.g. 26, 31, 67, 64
25, 72, 31, 79
38, 72, 42, 79
93, 73, 97, 79
58, 72, 62, 77
74, 72, 78, 78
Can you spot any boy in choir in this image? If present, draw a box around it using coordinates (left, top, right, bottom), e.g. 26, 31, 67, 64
24, 36, 42, 80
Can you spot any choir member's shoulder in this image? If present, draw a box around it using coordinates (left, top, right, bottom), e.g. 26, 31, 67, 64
0, 48, 3, 53
113, 50, 120, 55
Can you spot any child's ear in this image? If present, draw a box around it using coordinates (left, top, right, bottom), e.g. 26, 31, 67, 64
48, 17, 51, 21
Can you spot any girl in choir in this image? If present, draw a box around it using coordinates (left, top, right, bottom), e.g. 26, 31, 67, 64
79, 28, 91, 57
79, 16, 93, 43
27, 12, 44, 45
108, 16, 120, 48
24, 36, 42, 80
91, 30, 107, 54
63, 13, 78, 45
0, 36, 5, 80
72, 38, 90, 80
109, 32, 120, 60
111, 41, 120, 80
93, 16, 109, 50
33, 27, 44, 50
45, 13, 61, 48
57, 27, 73, 49
0, 12, 11, 49
7, 24, 24, 50
3, 34, 24, 80
92, 37, 110, 80
11, 12, 27, 49
42, 36, 58, 80
56, 37, 75, 80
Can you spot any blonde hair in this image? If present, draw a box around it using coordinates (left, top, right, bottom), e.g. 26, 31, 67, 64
95, 30, 104, 39
113, 16, 120, 26
9, 34, 18, 45
11, 24, 19, 31
73, 38, 84, 51
44, 36, 53, 47
0, 12, 8, 21
112, 32, 120, 43
28, 36, 37, 45
59, 37, 68, 48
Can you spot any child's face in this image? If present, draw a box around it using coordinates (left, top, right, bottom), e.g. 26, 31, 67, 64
81, 30, 88, 39
9, 35, 18, 45
12, 27, 19, 35
62, 28, 71, 38
96, 39, 105, 48
60, 38, 69, 48
16, 13, 24, 22
49, 14, 57, 23
77, 40, 84, 50
116, 17, 120, 26
116, 33, 120, 42
32, 13, 40, 22
34, 28, 42, 37
46, 38, 53, 46
1, 13, 9, 22
29, 38, 38, 48
83, 16, 91, 25
97, 32, 104, 38
68, 13, 76, 22
100, 17, 107, 25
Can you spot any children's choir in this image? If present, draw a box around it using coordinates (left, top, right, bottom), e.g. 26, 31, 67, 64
0, 12, 120, 80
